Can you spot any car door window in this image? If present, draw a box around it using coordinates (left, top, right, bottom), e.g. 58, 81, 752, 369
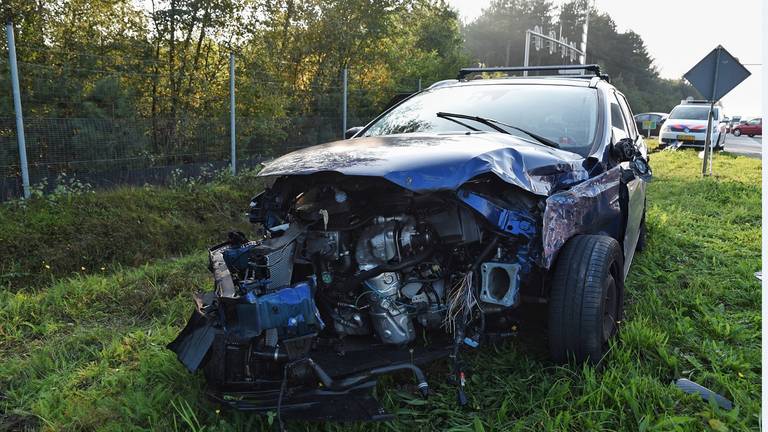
616, 93, 638, 138
749, 119, 760, 125
610, 101, 629, 141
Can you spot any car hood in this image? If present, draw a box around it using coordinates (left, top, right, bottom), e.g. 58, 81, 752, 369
258, 133, 590, 196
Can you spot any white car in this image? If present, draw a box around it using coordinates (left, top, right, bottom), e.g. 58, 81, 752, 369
659, 103, 724, 150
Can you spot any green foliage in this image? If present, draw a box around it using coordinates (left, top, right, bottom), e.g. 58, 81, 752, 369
0, 0, 468, 167
0, 150, 759, 431
0, 171, 262, 291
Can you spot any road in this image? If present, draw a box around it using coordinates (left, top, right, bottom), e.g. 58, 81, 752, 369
722, 134, 762, 158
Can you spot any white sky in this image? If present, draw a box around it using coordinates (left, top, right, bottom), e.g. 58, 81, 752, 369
449, 0, 762, 117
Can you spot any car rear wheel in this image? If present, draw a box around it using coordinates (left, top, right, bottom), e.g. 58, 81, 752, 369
548, 235, 624, 364
733, 129, 742, 137
749, 134, 755, 137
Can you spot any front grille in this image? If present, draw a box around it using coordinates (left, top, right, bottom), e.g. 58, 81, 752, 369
668, 124, 707, 133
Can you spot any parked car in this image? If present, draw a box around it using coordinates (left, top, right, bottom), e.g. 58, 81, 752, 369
634, 112, 668, 137
659, 102, 724, 149
732, 117, 762, 137
169, 64, 652, 421
725, 116, 742, 133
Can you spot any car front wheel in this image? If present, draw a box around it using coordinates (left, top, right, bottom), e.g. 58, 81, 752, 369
733, 129, 742, 137
548, 235, 624, 364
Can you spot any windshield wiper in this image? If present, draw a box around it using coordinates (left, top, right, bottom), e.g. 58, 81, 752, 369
436, 112, 560, 149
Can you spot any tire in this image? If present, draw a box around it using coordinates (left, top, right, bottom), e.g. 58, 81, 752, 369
733, 129, 742, 137
548, 235, 624, 364
749, 134, 755, 138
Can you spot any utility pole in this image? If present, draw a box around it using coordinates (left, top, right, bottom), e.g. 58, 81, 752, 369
6, 20, 30, 199
229, 52, 236, 176
342, 68, 348, 135
579, 0, 593, 64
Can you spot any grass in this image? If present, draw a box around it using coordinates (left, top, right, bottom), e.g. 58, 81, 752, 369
0, 147, 760, 431
0, 171, 263, 291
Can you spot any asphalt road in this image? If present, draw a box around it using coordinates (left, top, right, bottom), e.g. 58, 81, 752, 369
722, 134, 762, 158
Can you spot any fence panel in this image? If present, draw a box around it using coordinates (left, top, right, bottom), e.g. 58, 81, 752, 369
0, 46, 421, 200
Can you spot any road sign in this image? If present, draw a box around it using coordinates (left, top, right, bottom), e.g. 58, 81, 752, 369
642, 120, 656, 130
684, 45, 751, 102
683, 46, 751, 177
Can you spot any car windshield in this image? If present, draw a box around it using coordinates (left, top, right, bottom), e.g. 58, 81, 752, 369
669, 105, 718, 120
362, 84, 600, 157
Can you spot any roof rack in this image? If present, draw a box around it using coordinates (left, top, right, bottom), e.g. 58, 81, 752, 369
457, 64, 610, 82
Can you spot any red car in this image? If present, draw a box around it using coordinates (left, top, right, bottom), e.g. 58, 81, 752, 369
732, 118, 762, 137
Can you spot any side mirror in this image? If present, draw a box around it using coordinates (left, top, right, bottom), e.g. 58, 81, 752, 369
611, 137, 637, 162
345, 126, 363, 139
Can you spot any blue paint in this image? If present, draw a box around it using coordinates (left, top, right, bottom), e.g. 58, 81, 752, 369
458, 190, 537, 238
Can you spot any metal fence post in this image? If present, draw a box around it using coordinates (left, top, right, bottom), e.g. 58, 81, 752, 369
342, 68, 348, 135
6, 20, 30, 198
229, 52, 236, 176
523, 30, 531, 76
417, 78, 422, 92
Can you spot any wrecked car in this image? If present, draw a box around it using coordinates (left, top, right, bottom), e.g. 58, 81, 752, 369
169, 64, 652, 421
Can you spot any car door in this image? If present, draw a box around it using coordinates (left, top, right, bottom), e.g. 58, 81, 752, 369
745, 118, 760, 134
614, 92, 647, 276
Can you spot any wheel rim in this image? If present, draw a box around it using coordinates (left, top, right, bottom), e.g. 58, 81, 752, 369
601, 274, 617, 343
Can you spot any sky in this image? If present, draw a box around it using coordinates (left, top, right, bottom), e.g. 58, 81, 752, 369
448, 0, 762, 117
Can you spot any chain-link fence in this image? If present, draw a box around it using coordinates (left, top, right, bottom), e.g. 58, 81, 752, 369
0, 38, 421, 201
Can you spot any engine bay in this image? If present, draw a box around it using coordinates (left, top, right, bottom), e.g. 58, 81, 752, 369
168, 173, 545, 420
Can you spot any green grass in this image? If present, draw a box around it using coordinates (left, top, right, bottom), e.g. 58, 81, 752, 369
0, 149, 760, 431
0, 171, 263, 291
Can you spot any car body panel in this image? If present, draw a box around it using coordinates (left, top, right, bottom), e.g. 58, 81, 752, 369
259, 133, 590, 196
541, 167, 622, 269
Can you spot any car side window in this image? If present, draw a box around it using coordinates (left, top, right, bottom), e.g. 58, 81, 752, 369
616, 93, 638, 138
610, 101, 629, 141
749, 118, 760, 125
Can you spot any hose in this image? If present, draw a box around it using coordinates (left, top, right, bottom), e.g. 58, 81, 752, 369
346, 248, 434, 291
306, 358, 429, 398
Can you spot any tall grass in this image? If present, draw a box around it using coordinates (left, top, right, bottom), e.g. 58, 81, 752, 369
0, 171, 263, 291
0, 149, 760, 431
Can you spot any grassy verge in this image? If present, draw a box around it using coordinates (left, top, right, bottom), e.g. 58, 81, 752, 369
0, 171, 262, 291
0, 149, 760, 431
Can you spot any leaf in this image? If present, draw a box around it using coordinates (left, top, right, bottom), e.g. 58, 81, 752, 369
708, 418, 729, 432
472, 417, 486, 432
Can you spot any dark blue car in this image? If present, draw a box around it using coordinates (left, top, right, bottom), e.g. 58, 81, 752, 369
169, 65, 651, 421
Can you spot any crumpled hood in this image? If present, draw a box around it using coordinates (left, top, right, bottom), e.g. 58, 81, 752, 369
258, 133, 590, 196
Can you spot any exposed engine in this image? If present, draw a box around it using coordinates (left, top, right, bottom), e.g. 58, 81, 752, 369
169, 174, 541, 419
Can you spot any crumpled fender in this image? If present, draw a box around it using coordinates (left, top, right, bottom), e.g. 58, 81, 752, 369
259, 133, 589, 196
540, 167, 622, 268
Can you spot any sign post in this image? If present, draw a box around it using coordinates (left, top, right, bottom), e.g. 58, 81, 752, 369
683, 45, 751, 177
642, 119, 656, 138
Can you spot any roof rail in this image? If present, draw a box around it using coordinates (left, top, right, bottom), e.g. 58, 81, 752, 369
458, 64, 609, 82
